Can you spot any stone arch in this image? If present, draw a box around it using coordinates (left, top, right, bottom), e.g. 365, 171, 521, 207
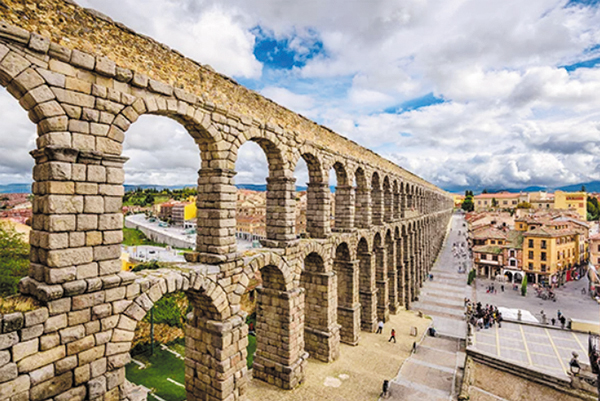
357, 237, 377, 331
301, 251, 340, 362
294, 148, 329, 238
330, 160, 353, 232
122, 269, 243, 400
385, 229, 398, 313
333, 242, 360, 344
392, 179, 400, 221
371, 172, 383, 225
354, 166, 369, 228
234, 132, 294, 245
239, 252, 295, 294
383, 175, 393, 223
373, 232, 388, 321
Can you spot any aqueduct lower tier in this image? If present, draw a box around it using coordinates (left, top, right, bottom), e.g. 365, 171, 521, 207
0, 2, 454, 400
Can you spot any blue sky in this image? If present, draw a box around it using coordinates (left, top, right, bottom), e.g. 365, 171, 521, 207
3, 0, 600, 192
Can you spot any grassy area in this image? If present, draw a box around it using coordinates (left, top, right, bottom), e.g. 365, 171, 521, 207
123, 228, 164, 247
247, 334, 256, 368
126, 346, 186, 401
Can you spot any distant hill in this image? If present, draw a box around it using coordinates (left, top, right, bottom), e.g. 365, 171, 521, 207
443, 181, 599, 195
0, 183, 31, 194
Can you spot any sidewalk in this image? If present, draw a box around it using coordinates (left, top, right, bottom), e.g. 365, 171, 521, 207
387, 213, 468, 401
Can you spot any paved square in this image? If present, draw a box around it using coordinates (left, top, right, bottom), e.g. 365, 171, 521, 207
473, 321, 588, 378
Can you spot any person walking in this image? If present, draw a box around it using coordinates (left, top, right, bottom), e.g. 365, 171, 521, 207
376, 320, 384, 334
389, 328, 396, 343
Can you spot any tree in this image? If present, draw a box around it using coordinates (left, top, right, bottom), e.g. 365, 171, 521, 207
462, 196, 474, 212
581, 185, 586, 192
491, 198, 498, 208
516, 201, 531, 209
467, 269, 476, 285
482, 189, 488, 194
521, 274, 528, 296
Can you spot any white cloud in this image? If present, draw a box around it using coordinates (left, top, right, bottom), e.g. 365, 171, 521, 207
3, 0, 600, 191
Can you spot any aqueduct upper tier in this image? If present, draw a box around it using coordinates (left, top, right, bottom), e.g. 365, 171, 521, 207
0, 1, 454, 401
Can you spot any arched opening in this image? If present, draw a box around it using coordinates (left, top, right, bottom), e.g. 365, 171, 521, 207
392, 180, 399, 221
0, 85, 34, 298
357, 237, 377, 331
121, 115, 201, 262
234, 140, 270, 249
383, 176, 392, 223
330, 162, 353, 232
395, 227, 405, 309
402, 225, 412, 309
354, 167, 369, 228
301, 252, 340, 362
294, 153, 328, 239
373, 233, 389, 321
334, 242, 360, 345
371, 172, 383, 225
400, 182, 406, 218
385, 230, 398, 313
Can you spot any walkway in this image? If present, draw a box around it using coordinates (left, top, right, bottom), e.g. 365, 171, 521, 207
387, 213, 469, 401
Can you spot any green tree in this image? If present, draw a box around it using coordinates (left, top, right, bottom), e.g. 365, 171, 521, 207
467, 269, 476, 285
461, 196, 475, 212
482, 189, 488, 194
491, 198, 498, 208
516, 201, 531, 209
521, 275, 528, 296
581, 185, 586, 192
0, 222, 30, 296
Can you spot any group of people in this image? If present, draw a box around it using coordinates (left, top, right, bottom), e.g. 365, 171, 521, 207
465, 299, 503, 330
452, 233, 471, 274
542, 309, 569, 329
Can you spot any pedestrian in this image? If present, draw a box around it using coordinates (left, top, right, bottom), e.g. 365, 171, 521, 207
551, 318, 556, 326
389, 328, 396, 343
501, 284, 504, 292
376, 320, 384, 334
559, 315, 566, 329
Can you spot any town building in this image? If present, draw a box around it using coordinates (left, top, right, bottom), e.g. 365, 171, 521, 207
473, 191, 528, 211
553, 190, 587, 220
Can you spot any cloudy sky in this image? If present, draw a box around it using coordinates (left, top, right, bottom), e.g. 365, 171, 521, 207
3, 0, 600, 192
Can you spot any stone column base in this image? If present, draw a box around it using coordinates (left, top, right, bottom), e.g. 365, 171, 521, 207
305, 325, 341, 362
338, 304, 361, 345
253, 351, 309, 390
360, 289, 378, 331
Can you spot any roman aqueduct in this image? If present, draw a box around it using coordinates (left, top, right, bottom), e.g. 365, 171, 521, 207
0, 1, 453, 400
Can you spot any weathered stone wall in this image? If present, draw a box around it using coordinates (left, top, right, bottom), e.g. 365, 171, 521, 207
0, 3, 454, 400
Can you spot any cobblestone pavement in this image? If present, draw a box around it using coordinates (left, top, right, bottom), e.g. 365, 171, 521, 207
473, 321, 588, 379
387, 214, 468, 401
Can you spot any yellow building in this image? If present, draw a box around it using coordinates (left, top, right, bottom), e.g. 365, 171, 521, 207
453, 194, 465, 208
553, 190, 587, 220
521, 224, 579, 287
473, 192, 528, 211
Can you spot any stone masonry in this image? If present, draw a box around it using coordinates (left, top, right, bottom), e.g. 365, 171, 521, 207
0, 3, 453, 401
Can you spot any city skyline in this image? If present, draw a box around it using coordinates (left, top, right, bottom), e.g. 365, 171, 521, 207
2, 0, 600, 191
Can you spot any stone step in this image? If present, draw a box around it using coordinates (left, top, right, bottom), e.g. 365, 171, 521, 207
387, 380, 449, 401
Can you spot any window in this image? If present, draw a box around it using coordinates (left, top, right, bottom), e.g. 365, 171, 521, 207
541, 240, 547, 249
597, 245, 599, 252
510, 259, 516, 267
503, 200, 508, 205
541, 252, 546, 261
528, 262, 534, 270
528, 251, 534, 259
513, 200, 517, 205
491, 240, 496, 244
492, 255, 498, 261
541, 264, 546, 272
478, 201, 481, 205
528, 239, 534, 247
557, 252, 560, 260
509, 250, 515, 257
597, 257, 600, 264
